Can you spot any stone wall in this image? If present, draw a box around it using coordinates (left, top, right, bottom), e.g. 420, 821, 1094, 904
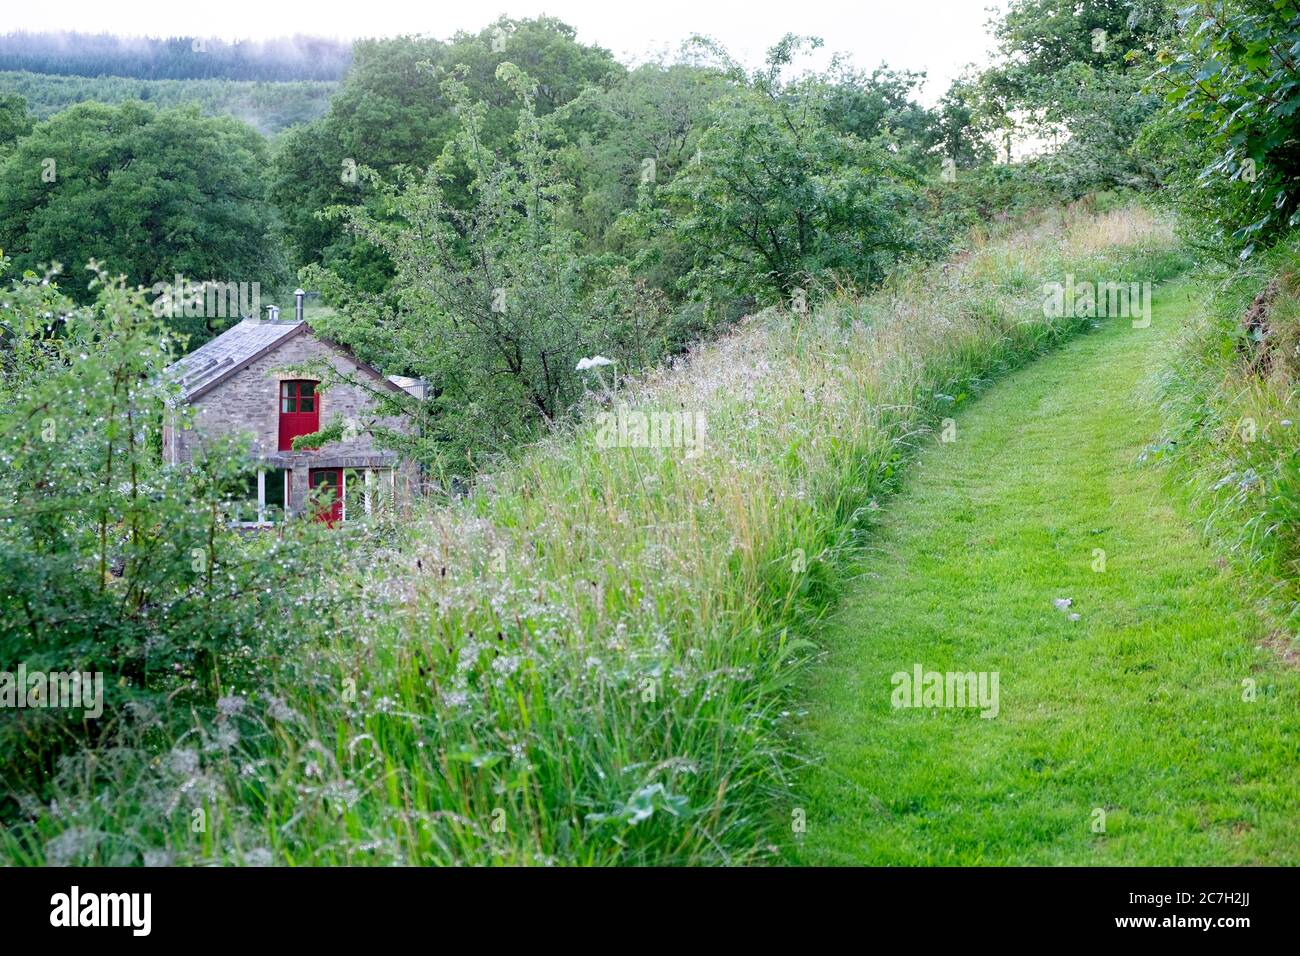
170, 330, 409, 465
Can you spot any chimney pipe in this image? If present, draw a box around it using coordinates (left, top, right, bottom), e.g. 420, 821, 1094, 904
267, 305, 280, 322
295, 288, 306, 323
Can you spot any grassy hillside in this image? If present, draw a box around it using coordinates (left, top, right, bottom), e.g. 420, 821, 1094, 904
793, 280, 1300, 864
1156, 236, 1300, 631
1, 205, 1182, 865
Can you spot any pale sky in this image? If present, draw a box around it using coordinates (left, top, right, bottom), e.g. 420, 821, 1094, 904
6, 0, 1009, 103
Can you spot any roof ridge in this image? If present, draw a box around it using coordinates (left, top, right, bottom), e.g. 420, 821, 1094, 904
165, 318, 307, 401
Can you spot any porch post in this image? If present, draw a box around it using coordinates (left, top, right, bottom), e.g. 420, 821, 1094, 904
257, 469, 266, 524
289, 466, 311, 518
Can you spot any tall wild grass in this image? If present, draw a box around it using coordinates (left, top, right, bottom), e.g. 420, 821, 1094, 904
2, 205, 1180, 865
1156, 232, 1300, 630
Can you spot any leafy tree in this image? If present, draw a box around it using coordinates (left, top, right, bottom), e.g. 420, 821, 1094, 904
1031, 62, 1161, 193
933, 74, 997, 170
1151, 0, 1300, 257
822, 62, 939, 167
302, 64, 669, 477
0, 92, 31, 150
553, 59, 732, 251
975, 0, 1169, 195
663, 36, 929, 303
444, 16, 624, 122
0, 101, 286, 321
993, 0, 1160, 83
270, 18, 624, 286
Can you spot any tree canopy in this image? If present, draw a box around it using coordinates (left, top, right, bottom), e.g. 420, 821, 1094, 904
0, 100, 286, 320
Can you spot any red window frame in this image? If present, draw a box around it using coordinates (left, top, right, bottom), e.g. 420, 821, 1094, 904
278, 380, 320, 451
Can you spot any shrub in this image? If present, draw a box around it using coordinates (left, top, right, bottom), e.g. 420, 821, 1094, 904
0, 259, 360, 811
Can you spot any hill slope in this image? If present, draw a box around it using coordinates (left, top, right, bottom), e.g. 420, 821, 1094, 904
792, 281, 1300, 864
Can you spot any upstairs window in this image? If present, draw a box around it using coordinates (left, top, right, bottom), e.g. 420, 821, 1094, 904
280, 380, 316, 413
279, 379, 320, 451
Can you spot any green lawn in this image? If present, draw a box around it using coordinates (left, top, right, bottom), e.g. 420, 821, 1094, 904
790, 281, 1300, 865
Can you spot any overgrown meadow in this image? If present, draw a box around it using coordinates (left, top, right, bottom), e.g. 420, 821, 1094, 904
1, 205, 1181, 865
1157, 233, 1300, 632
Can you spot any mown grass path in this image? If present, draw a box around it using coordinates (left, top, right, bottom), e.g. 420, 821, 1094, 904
792, 282, 1300, 864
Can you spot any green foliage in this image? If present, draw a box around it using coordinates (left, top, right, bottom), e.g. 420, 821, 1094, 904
1157, 232, 1300, 615
939, 159, 1054, 223
0, 257, 348, 801
975, 0, 1169, 197
0, 101, 287, 311
0, 70, 336, 135
821, 62, 940, 165
1151, 0, 1300, 258
1030, 64, 1161, 194
994, 0, 1165, 81
0, 92, 31, 149
553, 59, 732, 254
933, 74, 998, 170
270, 18, 624, 285
0, 32, 351, 82
664, 36, 932, 304
304, 64, 670, 477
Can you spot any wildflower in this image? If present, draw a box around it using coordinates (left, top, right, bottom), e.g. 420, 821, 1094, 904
216, 695, 246, 718
264, 694, 298, 723
123, 700, 159, 727
168, 749, 200, 776
492, 655, 521, 678
143, 849, 174, 867
45, 826, 100, 866
442, 689, 469, 709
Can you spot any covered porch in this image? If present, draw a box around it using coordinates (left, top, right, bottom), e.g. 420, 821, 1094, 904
236, 451, 404, 527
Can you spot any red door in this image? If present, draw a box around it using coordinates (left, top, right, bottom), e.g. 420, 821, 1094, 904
279, 380, 319, 451
308, 468, 343, 526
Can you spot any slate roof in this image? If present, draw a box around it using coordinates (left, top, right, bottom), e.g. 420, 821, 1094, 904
164, 318, 419, 405
166, 319, 307, 403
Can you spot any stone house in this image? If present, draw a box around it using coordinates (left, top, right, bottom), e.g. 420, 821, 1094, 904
162, 298, 421, 526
